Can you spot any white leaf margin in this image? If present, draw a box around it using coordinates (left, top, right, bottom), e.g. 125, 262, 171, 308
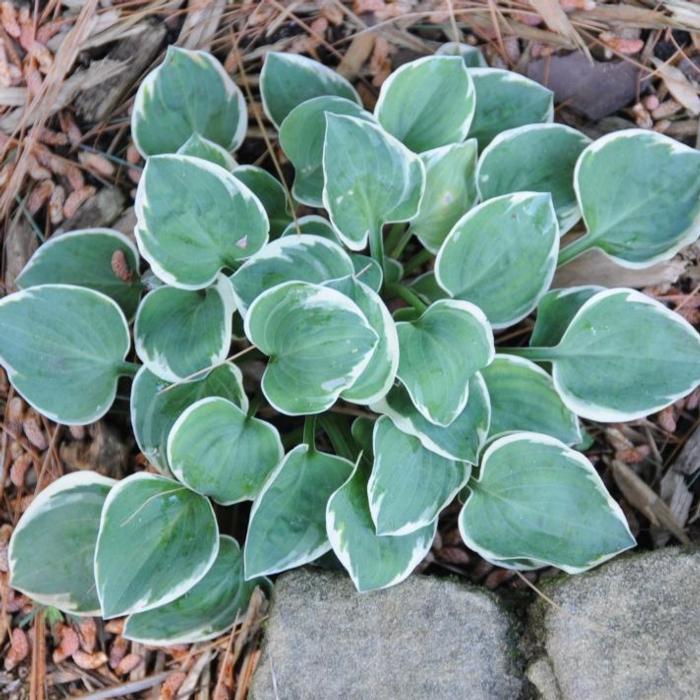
94, 472, 219, 618
458, 431, 636, 574
134, 274, 235, 384
8, 470, 116, 616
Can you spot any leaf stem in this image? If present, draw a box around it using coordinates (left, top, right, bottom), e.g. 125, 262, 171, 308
403, 248, 433, 276
369, 225, 386, 278
384, 222, 406, 255
390, 227, 413, 259
386, 283, 428, 314
303, 415, 317, 450
557, 235, 593, 267
118, 361, 140, 377
318, 414, 356, 462
498, 346, 559, 362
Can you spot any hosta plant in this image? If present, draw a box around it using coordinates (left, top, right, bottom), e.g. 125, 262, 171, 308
3, 45, 700, 641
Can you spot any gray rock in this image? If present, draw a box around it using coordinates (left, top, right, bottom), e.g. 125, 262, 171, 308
528, 548, 700, 700
527, 54, 642, 120
250, 568, 522, 700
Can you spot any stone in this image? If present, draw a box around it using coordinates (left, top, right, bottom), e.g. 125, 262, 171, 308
527, 54, 641, 121
527, 548, 700, 700
250, 568, 522, 700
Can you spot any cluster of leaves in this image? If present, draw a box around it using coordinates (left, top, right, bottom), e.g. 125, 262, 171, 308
2, 44, 700, 643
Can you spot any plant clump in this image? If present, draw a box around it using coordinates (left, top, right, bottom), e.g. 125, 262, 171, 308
2, 45, 700, 642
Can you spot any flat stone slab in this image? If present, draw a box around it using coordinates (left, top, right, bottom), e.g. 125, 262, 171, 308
528, 547, 700, 700
250, 568, 522, 700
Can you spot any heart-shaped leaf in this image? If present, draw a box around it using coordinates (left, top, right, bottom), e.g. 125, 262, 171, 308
244, 281, 378, 414
325, 276, 399, 405
168, 397, 283, 504
477, 124, 590, 234
548, 289, 700, 421
396, 299, 494, 426
481, 355, 581, 445
0, 285, 130, 424
409, 140, 478, 253
326, 460, 436, 592
469, 68, 553, 149
176, 133, 237, 170
371, 373, 490, 463
260, 51, 361, 128
375, 55, 475, 152
529, 285, 604, 348
245, 444, 354, 578
322, 114, 425, 250
132, 47, 246, 156
134, 275, 234, 383
560, 130, 700, 267
368, 416, 470, 535
95, 473, 218, 618
280, 218, 384, 292
279, 95, 373, 206
135, 154, 268, 289
9, 471, 114, 615
16, 228, 142, 318
436, 42, 487, 67
232, 165, 292, 237
459, 433, 636, 572
435, 192, 559, 328
125, 536, 268, 645
230, 234, 354, 316
131, 363, 248, 472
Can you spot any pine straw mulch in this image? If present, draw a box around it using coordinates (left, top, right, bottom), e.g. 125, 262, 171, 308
2, 1, 700, 698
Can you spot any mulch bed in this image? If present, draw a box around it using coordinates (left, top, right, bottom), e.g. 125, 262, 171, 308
1, 1, 700, 697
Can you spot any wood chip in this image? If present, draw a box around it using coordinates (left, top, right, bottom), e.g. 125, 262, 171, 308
5, 627, 29, 671
652, 58, 700, 116
72, 650, 108, 670
23, 411, 47, 451
612, 459, 690, 544
52, 624, 80, 664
